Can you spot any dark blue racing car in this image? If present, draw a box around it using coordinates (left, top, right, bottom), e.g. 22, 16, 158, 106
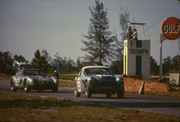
10, 69, 59, 92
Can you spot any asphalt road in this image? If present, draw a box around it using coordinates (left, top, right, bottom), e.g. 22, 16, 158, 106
1, 77, 180, 116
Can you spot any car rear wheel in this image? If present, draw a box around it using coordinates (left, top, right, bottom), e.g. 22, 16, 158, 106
10, 82, 17, 92
24, 83, 30, 92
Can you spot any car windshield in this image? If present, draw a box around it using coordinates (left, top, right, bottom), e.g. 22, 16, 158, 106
19, 64, 34, 70
23, 70, 46, 76
85, 68, 114, 75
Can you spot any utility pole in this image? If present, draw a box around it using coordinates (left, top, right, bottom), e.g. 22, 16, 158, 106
159, 34, 166, 82
159, 40, 163, 82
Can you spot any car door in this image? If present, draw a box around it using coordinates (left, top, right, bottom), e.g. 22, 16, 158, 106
15, 70, 23, 88
76, 70, 84, 93
14, 71, 20, 87
79, 69, 87, 92
18, 70, 24, 88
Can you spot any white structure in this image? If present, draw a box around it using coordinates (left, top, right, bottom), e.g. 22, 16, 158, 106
123, 39, 150, 81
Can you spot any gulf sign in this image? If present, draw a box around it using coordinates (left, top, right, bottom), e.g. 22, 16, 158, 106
161, 17, 180, 40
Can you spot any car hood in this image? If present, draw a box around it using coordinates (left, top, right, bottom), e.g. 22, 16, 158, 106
90, 74, 116, 82
28, 75, 49, 81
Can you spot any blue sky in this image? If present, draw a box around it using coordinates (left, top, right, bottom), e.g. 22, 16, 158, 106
0, 0, 180, 64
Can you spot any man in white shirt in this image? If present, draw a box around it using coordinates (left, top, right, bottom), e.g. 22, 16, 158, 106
132, 28, 138, 40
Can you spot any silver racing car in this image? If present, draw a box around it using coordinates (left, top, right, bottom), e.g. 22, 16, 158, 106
74, 66, 124, 98
10, 69, 59, 92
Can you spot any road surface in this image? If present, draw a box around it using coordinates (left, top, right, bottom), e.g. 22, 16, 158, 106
0, 77, 180, 116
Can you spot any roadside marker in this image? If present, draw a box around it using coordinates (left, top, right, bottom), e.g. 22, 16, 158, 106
139, 81, 145, 95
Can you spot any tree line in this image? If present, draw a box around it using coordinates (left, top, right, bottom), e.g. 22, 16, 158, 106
0, 50, 80, 74
150, 55, 180, 76
0, 50, 179, 75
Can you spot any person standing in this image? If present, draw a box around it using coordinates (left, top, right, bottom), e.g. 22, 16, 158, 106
53, 70, 59, 80
127, 26, 133, 40
127, 26, 133, 47
132, 28, 138, 40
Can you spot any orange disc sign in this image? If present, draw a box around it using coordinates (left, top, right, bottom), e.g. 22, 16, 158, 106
161, 17, 180, 40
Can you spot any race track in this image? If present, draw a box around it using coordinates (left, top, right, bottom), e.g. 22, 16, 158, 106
1, 77, 180, 116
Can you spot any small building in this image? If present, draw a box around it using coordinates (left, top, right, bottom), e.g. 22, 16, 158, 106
123, 39, 150, 81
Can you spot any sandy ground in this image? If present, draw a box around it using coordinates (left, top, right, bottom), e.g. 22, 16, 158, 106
124, 78, 178, 93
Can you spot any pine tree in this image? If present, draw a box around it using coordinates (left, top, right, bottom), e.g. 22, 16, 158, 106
82, 0, 117, 65
31, 49, 49, 72
118, 8, 130, 59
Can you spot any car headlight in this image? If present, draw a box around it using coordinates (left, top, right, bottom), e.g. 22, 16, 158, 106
52, 77, 58, 84
116, 77, 124, 82
28, 78, 34, 85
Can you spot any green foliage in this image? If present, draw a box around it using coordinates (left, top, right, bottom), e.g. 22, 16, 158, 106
31, 49, 51, 72
171, 55, 180, 73
150, 55, 180, 76
82, 0, 118, 65
51, 53, 79, 74
150, 56, 159, 75
1, 50, 178, 75
163, 56, 171, 75
111, 59, 123, 74
162, 55, 180, 75
13, 54, 25, 62
0, 51, 16, 75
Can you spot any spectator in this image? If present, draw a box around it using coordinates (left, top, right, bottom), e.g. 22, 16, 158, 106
132, 28, 138, 40
53, 70, 59, 80
127, 26, 133, 40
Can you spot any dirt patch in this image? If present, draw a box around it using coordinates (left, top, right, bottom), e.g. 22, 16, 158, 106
124, 78, 174, 93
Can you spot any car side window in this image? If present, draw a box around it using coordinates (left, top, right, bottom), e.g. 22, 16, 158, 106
84, 69, 89, 76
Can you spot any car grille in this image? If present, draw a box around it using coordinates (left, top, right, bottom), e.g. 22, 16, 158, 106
97, 81, 116, 86
40, 80, 48, 84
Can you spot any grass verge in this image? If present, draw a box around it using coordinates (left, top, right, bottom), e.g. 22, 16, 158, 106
0, 92, 180, 121
60, 74, 77, 80
60, 80, 74, 88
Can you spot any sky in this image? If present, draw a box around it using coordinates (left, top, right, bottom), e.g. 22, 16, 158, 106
0, 0, 180, 64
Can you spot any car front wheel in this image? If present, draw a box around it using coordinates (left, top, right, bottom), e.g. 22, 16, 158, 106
117, 89, 124, 98
85, 85, 92, 98
10, 82, 17, 92
74, 88, 81, 97
24, 83, 30, 92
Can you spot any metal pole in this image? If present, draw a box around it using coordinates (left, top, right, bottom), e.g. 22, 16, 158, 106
160, 41, 163, 82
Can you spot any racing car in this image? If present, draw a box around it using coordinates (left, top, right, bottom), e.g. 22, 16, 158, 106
10, 68, 59, 92
74, 66, 124, 98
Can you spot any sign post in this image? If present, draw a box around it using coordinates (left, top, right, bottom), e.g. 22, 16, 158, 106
160, 17, 180, 81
